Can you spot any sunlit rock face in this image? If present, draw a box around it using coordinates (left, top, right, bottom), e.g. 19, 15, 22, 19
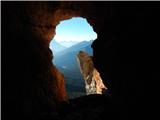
77, 51, 107, 95
93, 69, 107, 94
50, 65, 68, 102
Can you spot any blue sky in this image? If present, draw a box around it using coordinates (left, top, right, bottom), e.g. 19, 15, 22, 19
53, 17, 97, 42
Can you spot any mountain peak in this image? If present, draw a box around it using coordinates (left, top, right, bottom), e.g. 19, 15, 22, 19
49, 40, 67, 54
55, 40, 94, 48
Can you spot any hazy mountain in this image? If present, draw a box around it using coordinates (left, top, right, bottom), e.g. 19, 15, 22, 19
54, 41, 94, 72
55, 40, 94, 58
53, 40, 94, 98
49, 40, 67, 54
51, 41, 93, 97
58, 41, 79, 47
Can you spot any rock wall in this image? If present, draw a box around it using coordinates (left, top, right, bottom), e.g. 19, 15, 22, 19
3, 1, 160, 120
77, 51, 107, 95
3, 2, 108, 119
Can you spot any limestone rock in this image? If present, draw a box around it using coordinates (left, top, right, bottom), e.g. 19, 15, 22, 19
77, 51, 107, 95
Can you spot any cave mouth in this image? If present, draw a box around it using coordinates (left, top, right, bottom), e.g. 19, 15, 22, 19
49, 17, 104, 99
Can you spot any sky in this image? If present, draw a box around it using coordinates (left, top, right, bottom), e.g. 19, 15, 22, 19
53, 17, 97, 43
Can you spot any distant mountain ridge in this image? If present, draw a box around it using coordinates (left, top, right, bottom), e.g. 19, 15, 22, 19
52, 40, 94, 98
58, 41, 79, 47
49, 40, 67, 54
54, 40, 94, 58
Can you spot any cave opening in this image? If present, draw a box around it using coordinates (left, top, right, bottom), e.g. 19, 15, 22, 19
50, 17, 106, 99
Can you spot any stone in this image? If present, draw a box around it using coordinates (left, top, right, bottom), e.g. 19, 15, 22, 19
77, 51, 107, 95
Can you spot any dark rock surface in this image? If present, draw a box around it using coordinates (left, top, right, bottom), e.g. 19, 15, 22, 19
2, 1, 160, 120
52, 94, 114, 120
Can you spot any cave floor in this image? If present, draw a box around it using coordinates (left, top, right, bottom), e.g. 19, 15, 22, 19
54, 94, 113, 120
